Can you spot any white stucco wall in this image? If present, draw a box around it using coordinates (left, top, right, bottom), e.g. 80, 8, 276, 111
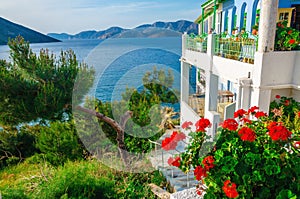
254, 51, 296, 87
212, 56, 254, 83
292, 51, 300, 86
183, 50, 211, 71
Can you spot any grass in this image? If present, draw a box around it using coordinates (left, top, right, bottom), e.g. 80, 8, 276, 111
0, 159, 168, 199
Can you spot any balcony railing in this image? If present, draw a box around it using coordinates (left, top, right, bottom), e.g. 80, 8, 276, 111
214, 35, 258, 64
185, 34, 207, 53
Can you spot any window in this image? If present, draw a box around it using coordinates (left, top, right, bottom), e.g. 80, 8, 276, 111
279, 12, 289, 21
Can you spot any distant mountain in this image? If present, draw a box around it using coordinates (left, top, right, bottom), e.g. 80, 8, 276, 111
0, 17, 60, 45
48, 20, 198, 40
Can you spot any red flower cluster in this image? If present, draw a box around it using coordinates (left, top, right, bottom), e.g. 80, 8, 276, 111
194, 156, 215, 181
222, 180, 239, 198
277, 23, 284, 28
195, 118, 211, 132
234, 109, 247, 118
267, 122, 292, 141
194, 165, 207, 181
289, 39, 296, 45
298, 111, 300, 118
255, 111, 267, 118
288, 30, 293, 35
275, 95, 281, 99
240, 117, 252, 124
284, 100, 290, 106
167, 156, 180, 167
248, 106, 259, 114
161, 131, 186, 151
181, 121, 193, 129
238, 127, 256, 142
221, 119, 238, 131
202, 156, 215, 170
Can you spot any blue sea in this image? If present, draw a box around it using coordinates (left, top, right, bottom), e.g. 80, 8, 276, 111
0, 37, 187, 110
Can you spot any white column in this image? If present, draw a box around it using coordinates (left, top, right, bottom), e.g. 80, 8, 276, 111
180, 61, 190, 103
239, 78, 252, 110
198, 24, 202, 35
208, 16, 213, 33
204, 71, 220, 140
251, 87, 272, 113
182, 33, 187, 57
257, 0, 279, 52
205, 71, 219, 113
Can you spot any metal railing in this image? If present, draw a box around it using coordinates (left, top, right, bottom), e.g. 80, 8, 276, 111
186, 35, 207, 53
148, 134, 198, 192
214, 36, 258, 64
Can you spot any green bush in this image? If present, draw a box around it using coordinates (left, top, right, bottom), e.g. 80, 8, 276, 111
35, 121, 84, 166
1, 188, 29, 199
0, 125, 38, 168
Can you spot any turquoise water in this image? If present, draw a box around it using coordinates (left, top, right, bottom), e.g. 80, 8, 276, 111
0, 37, 184, 108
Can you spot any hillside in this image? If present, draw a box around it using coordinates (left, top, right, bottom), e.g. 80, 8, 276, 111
0, 17, 60, 45
48, 20, 198, 40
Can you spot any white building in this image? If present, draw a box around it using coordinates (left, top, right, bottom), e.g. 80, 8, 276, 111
180, 0, 300, 136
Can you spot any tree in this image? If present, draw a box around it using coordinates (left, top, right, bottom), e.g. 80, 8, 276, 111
0, 36, 94, 127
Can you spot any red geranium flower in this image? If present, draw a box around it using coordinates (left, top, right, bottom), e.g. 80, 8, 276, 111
284, 100, 290, 106
196, 187, 203, 196
234, 109, 247, 118
222, 180, 239, 198
289, 39, 296, 45
182, 121, 193, 129
268, 123, 292, 141
267, 121, 278, 130
255, 111, 267, 118
202, 156, 215, 170
172, 131, 186, 142
170, 156, 180, 167
194, 165, 207, 181
248, 106, 259, 114
162, 131, 186, 150
222, 119, 238, 131
240, 117, 252, 124
288, 30, 293, 35
275, 95, 281, 99
298, 111, 300, 118
167, 157, 174, 166
161, 137, 177, 151
195, 118, 211, 132
238, 127, 256, 142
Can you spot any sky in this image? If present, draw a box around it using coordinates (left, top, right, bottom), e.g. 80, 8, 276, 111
1, 0, 205, 34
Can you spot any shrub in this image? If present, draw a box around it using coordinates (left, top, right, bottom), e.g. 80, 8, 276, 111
35, 121, 84, 166
0, 125, 38, 168
275, 21, 300, 51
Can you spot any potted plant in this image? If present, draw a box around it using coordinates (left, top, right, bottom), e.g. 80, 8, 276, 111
275, 21, 300, 51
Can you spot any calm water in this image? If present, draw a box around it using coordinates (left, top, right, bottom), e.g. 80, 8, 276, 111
0, 37, 185, 109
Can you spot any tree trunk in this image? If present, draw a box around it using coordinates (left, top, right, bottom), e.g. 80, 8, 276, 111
76, 106, 132, 167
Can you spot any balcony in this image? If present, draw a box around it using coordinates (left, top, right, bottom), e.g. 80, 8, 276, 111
187, 91, 235, 121
183, 33, 258, 66
185, 34, 207, 53
214, 36, 258, 64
